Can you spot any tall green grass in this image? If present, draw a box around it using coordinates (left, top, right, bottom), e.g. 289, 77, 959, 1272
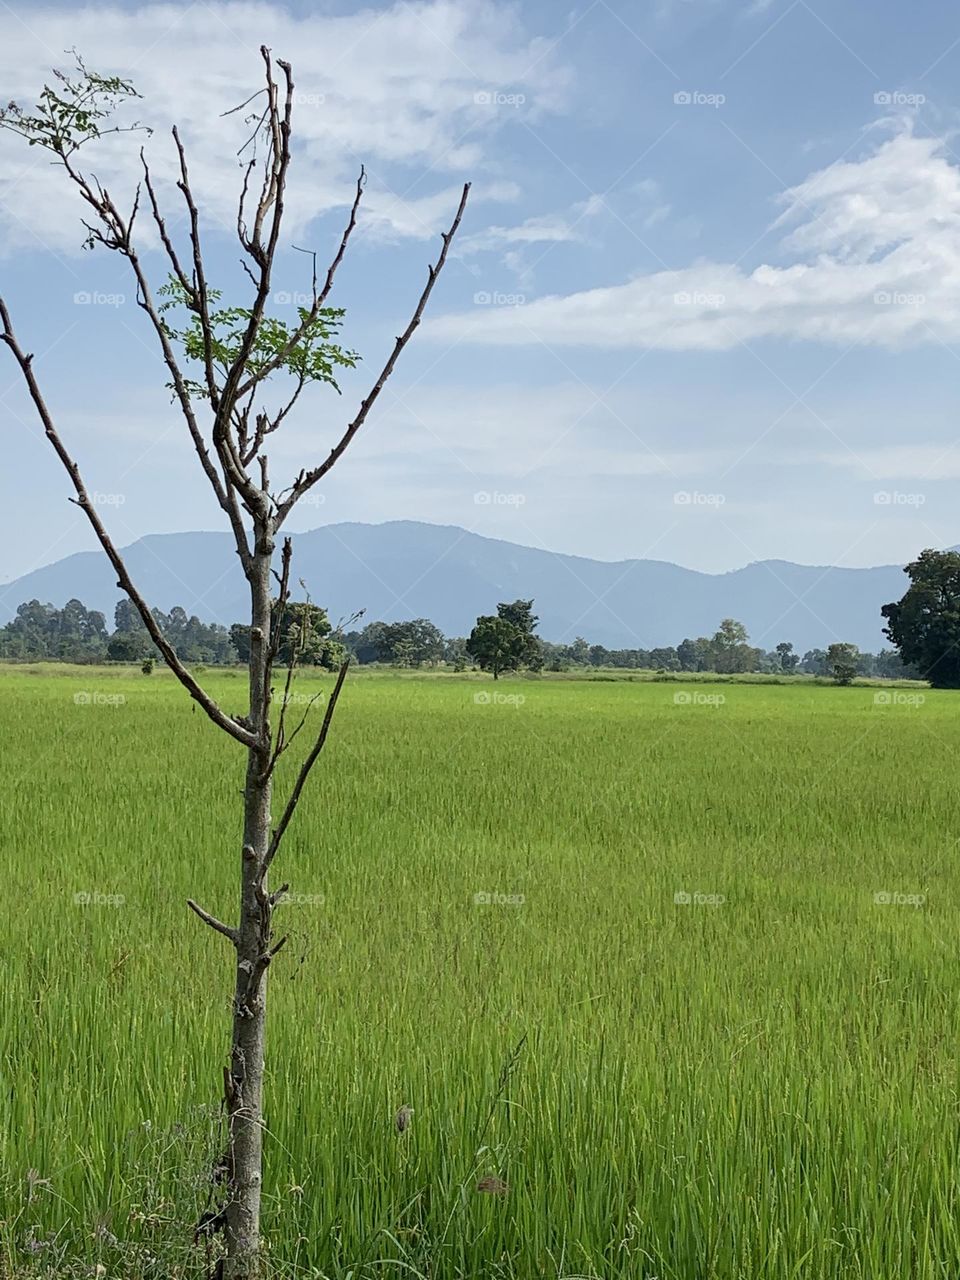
0, 669, 957, 1278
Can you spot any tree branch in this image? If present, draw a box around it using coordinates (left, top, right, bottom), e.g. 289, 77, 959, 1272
261, 659, 350, 876
0, 299, 258, 750
187, 898, 239, 945
215, 50, 293, 434
171, 126, 221, 411
276, 181, 470, 523
68, 148, 253, 576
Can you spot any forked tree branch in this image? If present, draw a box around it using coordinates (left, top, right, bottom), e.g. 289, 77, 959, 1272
69, 148, 254, 576
0, 299, 258, 750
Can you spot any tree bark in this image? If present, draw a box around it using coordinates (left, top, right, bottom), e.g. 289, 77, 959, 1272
225, 535, 274, 1280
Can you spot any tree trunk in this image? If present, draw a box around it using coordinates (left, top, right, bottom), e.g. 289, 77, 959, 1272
225, 537, 274, 1280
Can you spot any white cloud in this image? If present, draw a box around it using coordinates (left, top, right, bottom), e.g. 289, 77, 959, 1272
425, 131, 960, 351
360, 180, 521, 242
453, 181, 673, 286
0, 0, 569, 254
458, 193, 606, 254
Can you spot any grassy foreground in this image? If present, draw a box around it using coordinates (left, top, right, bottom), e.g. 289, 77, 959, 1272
1, 667, 958, 1278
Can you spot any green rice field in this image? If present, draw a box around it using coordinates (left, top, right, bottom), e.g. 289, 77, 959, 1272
1, 666, 958, 1278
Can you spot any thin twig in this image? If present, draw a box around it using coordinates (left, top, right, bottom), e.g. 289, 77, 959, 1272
187, 899, 239, 945
261, 660, 350, 875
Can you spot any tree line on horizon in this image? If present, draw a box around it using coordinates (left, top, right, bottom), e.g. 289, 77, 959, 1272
0, 593, 921, 680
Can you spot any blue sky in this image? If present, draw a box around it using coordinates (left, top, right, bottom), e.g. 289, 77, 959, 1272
2, 0, 960, 588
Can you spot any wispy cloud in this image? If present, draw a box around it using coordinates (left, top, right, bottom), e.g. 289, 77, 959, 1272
0, 0, 570, 253
458, 194, 606, 254
425, 130, 960, 351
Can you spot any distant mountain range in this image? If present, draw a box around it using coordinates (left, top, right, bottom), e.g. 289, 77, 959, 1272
0, 520, 922, 652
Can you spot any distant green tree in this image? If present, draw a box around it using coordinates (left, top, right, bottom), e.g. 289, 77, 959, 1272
711, 618, 754, 673
855, 651, 877, 677
115, 598, 146, 633
801, 648, 827, 675
56, 597, 108, 660
154, 604, 234, 663
649, 646, 680, 671
353, 621, 388, 664
776, 641, 799, 673
677, 638, 700, 671
229, 622, 251, 663
826, 642, 859, 685
466, 616, 527, 679
391, 636, 416, 668
568, 636, 590, 665
444, 636, 468, 670
108, 631, 149, 662
693, 637, 714, 671
381, 619, 445, 666
0, 597, 108, 661
1, 600, 55, 658
276, 602, 343, 669
232, 602, 342, 670
882, 548, 960, 688
497, 598, 536, 631
875, 648, 919, 679
539, 640, 568, 672
497, 598, 543, 670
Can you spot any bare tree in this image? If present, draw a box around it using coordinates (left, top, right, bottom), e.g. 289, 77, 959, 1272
0, 50, 468, 1279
